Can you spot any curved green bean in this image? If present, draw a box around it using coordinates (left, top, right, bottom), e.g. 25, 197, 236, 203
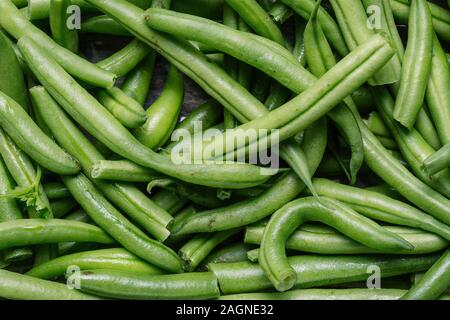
423, 142, 450, 176
81, 15, 131, 36
122, 52, 156, 106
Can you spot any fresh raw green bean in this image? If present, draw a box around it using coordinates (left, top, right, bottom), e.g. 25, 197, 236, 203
402, 249, 450, 300
423, 142, 450, 176
0, 269, 100, 300
77, 270, 220, 300
365, 112, 391, 137
0, 0, 116, 88
199, 243, 254, 270
20, 36, 273, 190
171, 0, 223, 19
246, 224, 448, 255
265, 84, 291, 111
26, 248, 164, 280
91, 160, 159, 182
170, 118, 327, 235
209, 253, 439, 294
49, 0, 78, 53
330, 0, 401, 85
0, 219, 113, 250
97, 87, 147, 129
0, 31, 28, 110
259, 197, 413, 291
377, 136, 398, 150
293, 16, 307, 66
63, 173, 183, 273
151, 189, 188, 215
415, 110, 442, 150
31, 86, 174, 239
268, 1, 293, 24
224, 0, 285, 45
96, 39, 150, 78
50, 198, 78, 218
81, 15, 131, 36
280, 0, 349, 56
43, 182, 70, 200
122, 52, 156, 106
134, 64, 184, 149
425, 33, 450, 145
179, 229, 240, 272
393, 0, 433, 129
311, 178, 450, 240
389, 0, 450, 43
0, 91, 80, 175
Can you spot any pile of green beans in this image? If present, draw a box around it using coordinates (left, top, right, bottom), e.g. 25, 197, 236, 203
0, 0, 448, 301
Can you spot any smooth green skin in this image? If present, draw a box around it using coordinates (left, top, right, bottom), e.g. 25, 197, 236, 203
0, 0, 115, 89
393, 0, 433, 129
265, 84, 291, 111
224, 0, 285, 45
26, 248, 164, 279
280, 0, 348, 56
415, 109, 442, 151
365, 112, 391, 137
31, 86, 173, 240
122, 52, 156, 106
134, 64, 184, 149
151, 189, 188, 214
81, 15, 131, 36
171, 0, 223, 19
220, 288, 450, 300
97, 88, 147, 129
293, 16, 306, 66
49, 0, 78, 53
0, 219, 113, 250
246, 224, 448, 255
43, 182, 70, 200
0, 128, 52, 218
390, 0, 450, 43
209, 253, 439, 295
268, 1, 293, 24
304, 5, 363, 185
0, 91, 80, 175
0, 269, 100, 300
259, 197, 414, 291
171, 118, 327, 236
50, 198, 78, 218
402, 249, 450, 300
311, 178, 450, 241
91, 160, 159, 182
77, 270, 220, 300
426, 33, 450, 145
330, 0, 401, 86
179, 229, 240, 272
373, 87, 450, 198
96, 39, 150, 77
0, 31, 28, 110
62, 173, 183, 273
19, 37, 272, 190
376, 136, 397, 150
11, 0, 27, 7
423, 142, 450, 176
199, 243, 253, 270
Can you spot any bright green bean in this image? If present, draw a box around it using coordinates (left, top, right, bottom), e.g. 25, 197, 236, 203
122, 52, 156, 106
423, 142, 450, 176
91, 160, 159, 182
365, 112, 391, 137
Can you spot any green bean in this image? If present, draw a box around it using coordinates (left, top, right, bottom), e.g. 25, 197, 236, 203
171, 0, 223, 19
246, 224, 448, 255
311, 178, 450, 240
179, 229, 240, 272
151, 189, 188, 215
292, 16, 306, 66
0, 269, 100, 300
63, 173, 183, 273
26, 248, 164, 280
134, 64, 184, 149
0, 0, 115, 88
50, 198, 78, 218
96, 39, 150, 78
0, 91, 80, 175
21, 37, 272, 190
122, 53, 156, 106
264, 84, 291, 112
390, 0, 450, 43
393, 0, 433, 129
97, 87, 147, 129
91, 160, 158, 182
365, 112, 391, 137
43, 182, 70, 200
49, 0, 78, 53
0, 31, 28, 110
199, 243, 254, 270
402, 249, 450, 300
268, 1, 293, 24
58, 210, 98, 256
11, 0, 27, 7
330, 0, 401, 86
224, 0, 285, 45
425, 34, 450, 145
0, 219, 114, 250
77, 270, 220, 300
280, 0, 348, 56
81, 15, 131, 36
170, 118, 327, 235
260, 197, 413, 291
31, 86, 174, 239
209, 253, 439, 294
0, 128, 52, 218
423, 142, 450, 176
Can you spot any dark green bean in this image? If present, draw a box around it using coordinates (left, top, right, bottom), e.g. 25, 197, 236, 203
199, 243, 254, 270
81, 15, 131, 36
50, 198, 78, 218
268, 1, 293, 24
122, 53, 156, 106
43, 182, 70, 200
